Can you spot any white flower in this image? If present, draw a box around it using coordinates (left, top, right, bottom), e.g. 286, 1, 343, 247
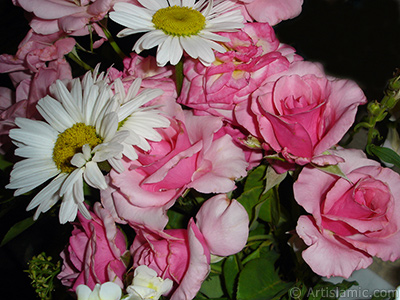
76, 282, 122, 300
113, 78, 170, 161
6, 68, 169, 224
109, 0, 244, 66
125, 265, 173, 300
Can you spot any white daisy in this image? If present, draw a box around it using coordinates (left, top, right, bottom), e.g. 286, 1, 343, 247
113, 77, 171, 161
6, 68, 169, 224
109, 0, 244, 66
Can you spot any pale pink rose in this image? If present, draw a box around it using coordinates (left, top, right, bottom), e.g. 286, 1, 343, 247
12, 0, 127, 44
57, 202, 128, 291
235, 61, 367, 171
178, 22, 301, 123
131, 195, 248, 299
232, 0, 303, 25
102, 109, 248, 230
295, 148, 400, 278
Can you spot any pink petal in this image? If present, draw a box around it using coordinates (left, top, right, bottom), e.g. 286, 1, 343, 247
196, 194, 249, 256
296, 216, 373, 278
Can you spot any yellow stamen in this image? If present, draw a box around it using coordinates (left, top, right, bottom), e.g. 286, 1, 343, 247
53, 123, 103, 173
152, 5, 205, 37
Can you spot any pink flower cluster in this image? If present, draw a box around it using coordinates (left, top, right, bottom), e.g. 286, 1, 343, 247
3, 0, 400, 298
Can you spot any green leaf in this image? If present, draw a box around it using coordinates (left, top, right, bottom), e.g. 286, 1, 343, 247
264, 166, 287, 193
237, 165, 267, 227
311, 163, 351, 183
199, 275, 225, 299
166, 209, 188, 229
1, 216, 35, 246
0, 154, 12, 171
237, 258, 293, 300
241, 241, 278, 265
367, 144, 400, 168
258, 188, 280, 225
307, 280, 358, 300
223, 255, 240, 299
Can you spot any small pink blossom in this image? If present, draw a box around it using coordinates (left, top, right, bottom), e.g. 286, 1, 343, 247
178, 22, 300, 123
235, 60, 367, 171
12, 0, 128, 44
57, 202, 128, 291
0, 60, 71, 154
295, 148, 400, 278
0, 29, 75, 86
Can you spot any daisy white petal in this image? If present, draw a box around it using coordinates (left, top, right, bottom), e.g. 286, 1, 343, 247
108, 157, 125, 174
54, 80, 83, 123
27, 173, 67, 212
138, 0, 168, 10
111, 0, 244, 66
59, 191, 79, 224
84, 161, 108, 190
7, 69, 127, 223
60, 167, 84, 197
118, 89, 163, 121
37, 96, 75, 132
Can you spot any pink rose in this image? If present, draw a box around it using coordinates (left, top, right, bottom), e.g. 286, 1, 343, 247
232, 0, 304, 25
294, 148, 400, 278
57, 202, 128, 291
235, 61, 367, 170
102, 109, 248, 230
131, 194, 248, 299
178, 22, 300, 123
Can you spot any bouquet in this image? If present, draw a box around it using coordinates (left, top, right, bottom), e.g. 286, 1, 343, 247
1, 0, 400, 299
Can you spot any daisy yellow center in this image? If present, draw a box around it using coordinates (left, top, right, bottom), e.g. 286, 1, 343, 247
152, 5, 206, 36
53, 123, 103, 173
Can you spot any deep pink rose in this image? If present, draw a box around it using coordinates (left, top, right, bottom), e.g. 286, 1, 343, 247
131, 194, 248, 299
235, 61, 367, 170
178, 22, 300, 123
232, 0, 303, 25
294, 148, 400, 278
102, 109, 248, 229
57, 202, 128, 291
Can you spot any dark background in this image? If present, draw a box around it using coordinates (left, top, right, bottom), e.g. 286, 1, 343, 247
1, 0, 400, 298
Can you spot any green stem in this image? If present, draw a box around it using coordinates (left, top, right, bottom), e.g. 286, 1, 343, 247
247, 234, 270, 242
175, 59, 184, 96
102, 26, 126, 60
67, 52, 93, 71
